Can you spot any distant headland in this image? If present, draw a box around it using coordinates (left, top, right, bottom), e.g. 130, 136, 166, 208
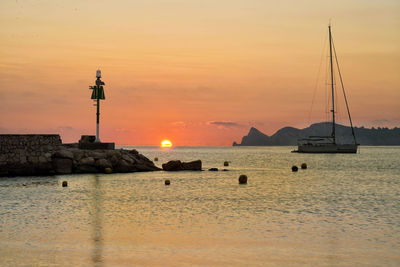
233, 122, 400, 146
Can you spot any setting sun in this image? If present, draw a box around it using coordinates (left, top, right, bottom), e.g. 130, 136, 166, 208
161, 139, 172, 147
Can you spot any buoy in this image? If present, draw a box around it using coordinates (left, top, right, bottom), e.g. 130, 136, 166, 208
104, 167, 112, 174
224, 161, 229, 166
209, 168, 218, 171
238, 174, 247, 184
62, 181, 68, 187
154, 157, 158, 161
292, 166, 298, 172
301, 163, 307, 169
165, 179, 170, 185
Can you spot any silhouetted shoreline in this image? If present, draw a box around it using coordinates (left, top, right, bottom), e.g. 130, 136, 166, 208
233, 122, 400, 146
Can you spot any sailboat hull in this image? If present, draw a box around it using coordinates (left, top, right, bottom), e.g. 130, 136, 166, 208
293, 143, 358, 153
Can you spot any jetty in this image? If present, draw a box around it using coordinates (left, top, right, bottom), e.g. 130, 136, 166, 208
0, 134, 159, 177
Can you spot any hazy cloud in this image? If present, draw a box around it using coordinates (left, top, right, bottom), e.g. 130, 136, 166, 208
207, 121, 243, 128
171, 121, 187, 127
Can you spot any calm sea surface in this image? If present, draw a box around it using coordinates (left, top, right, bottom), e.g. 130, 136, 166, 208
0, 146, 399, 266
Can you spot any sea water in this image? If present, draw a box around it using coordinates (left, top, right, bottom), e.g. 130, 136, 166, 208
0, 146, 399, 266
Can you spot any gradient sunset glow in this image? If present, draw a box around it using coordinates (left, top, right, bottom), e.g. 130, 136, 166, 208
0, 0, 399, 145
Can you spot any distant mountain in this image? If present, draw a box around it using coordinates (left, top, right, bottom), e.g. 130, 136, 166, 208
233, 122, 400, 146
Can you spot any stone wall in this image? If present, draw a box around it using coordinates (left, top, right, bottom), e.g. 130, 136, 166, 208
0, 134, 61, 167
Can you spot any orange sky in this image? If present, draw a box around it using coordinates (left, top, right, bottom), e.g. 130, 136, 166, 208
1, 0, 399, 145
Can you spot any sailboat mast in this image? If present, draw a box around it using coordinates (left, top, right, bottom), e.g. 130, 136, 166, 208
328, 25, 336, 144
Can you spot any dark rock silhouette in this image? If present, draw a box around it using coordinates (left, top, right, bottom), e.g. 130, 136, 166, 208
233, 122, 400, 146
0, 134, 160, 176
162, 160, 183, 171
1, 147, 160, 176
182, 160, 202, 170
162, 160, 202, 171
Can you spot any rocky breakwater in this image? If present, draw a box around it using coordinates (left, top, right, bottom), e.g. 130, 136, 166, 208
52, 148, 160, 174
0, 134, 160, 176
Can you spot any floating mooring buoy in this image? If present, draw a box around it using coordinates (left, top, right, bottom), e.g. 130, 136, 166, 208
292, 166, 298, 172
104, 167, 112, 174
301, 163, 307, 169
154, 157, 159, 161
62, 181, 68, 187
224, 161, 229, 166
238, 174, 247, 184
165, 179, 170, 185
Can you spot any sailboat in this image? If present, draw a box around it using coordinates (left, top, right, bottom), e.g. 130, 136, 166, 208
293, 25, 359, 153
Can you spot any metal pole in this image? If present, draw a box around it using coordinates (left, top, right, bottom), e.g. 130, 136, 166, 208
96, 87, 100, 143
328, 25, 336, 144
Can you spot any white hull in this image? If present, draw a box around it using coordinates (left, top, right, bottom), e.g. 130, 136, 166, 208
293, 143, 358, 153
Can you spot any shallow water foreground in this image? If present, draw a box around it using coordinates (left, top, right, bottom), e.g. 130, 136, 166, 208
1, 146, 399, 266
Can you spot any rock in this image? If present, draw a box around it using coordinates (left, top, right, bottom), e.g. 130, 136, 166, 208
27, 156, 39, 164
109, 154, 120, 166
121, 154, 135, 164
129, 149, 139, 155
182, 160, 202, 171
209, 168, 218, 171
53, 150, 74, 159
52, 158, 73, 174
154, 157, 158, 161
104, 167, 112, 174
115, 159, 136, 173
75, 164, 98, 173
79, 157, 95, 166
222, 169, 229, 171
20, 156, 27, 164
87, 151, 105, 159
136, 163, 159, 171
162, 160, 183, 171
106, 149, 120, 158
95, 159, 112, 169
72, 150, 85, 161
162, 160, 202, 171
38, 156, 48, 164
137, 153, 150, 162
